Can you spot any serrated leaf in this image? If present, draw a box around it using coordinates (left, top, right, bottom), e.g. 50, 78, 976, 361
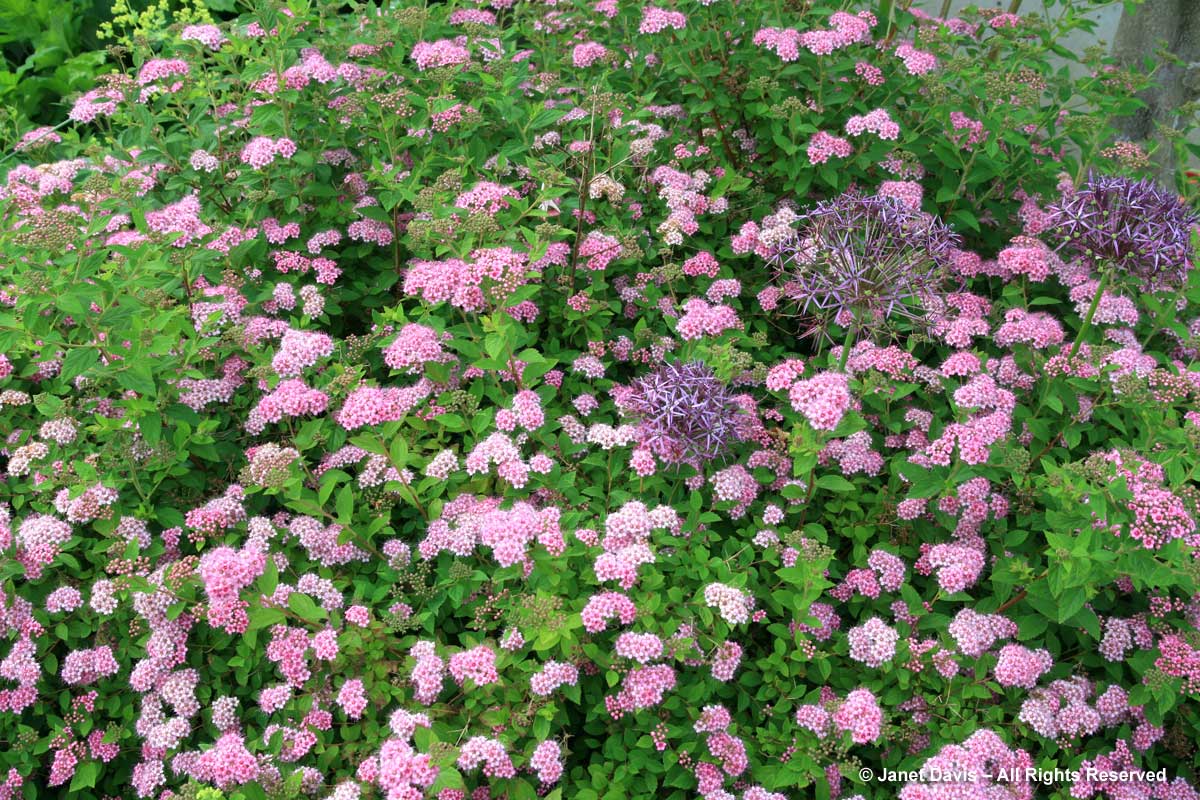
140, 412, 162, 446
60, 347, 100, 383
335, 485, 354, 524
248, 606, 287, 631
258, 558, 279, 597
117, 363, 157, 397
288, 593, 325, 622
816, 475, 855, 493
1055, 587, 1088, 623
69, 761, 99, 791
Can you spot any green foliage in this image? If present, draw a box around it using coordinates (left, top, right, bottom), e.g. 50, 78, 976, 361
0, 0, 111, 124
0, 0, 1197, 798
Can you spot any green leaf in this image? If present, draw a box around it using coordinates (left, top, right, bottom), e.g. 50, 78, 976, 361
33, 392, 65, 417
140, 412, 162, 446
336, 485, 354, 524
288, 593, 325, 623
248, 606, 287, 631
1055, 587, 1087, 623
1016, 613, 1048, 640
70, 761, 100, 791
60, 347, 99, 383
389, 436, 408, 467
950, 209, 980, 232
436, 413, 467, 432
816, 475, 855, 493
117, 363, 157, 397
258, 558, 279, 597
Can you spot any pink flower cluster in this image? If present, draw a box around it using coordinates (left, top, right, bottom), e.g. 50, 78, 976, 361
1019, 676, 1139, 740
846, 108, 900, 140
60, 646, 120, 685
847, 617, 898, 667
198, 544, 267, 634
334, 381, 430, 430
821, 431, 883, 476
181, 24, 227, 50
241, 137, 299, 168
676, 298, 742, 340
404, 247, 536, 312
752, 28, 803, 61
347, 218, 395, 246
898, 730, 1034, 800
410, 39, 470, 70
711, 640, 743, 681
578, 231, 623, 272
878, 180, 923, 210
136, 59, 189, 99
382, 324, 453, 374
924, 543, 985, 593
788, 371, 852, 431
496, 390, 545, 432
246, 379, 329, 434
683, 251, 720, 278
364, 722, 439, 798
895, 42, 938, 74
993, 644, 1054, 688
454, 181, 518, 215
530, 661, 579, 695
1069, 280, 1138, 326
993, 308, 1065, 350
949, 111, 988, 149
530, 740, 563, 785
581, 592, 638, 633
997, 239, 1057, 282
69, 88, 124, 123
458, 736, 516, 778
572, 42, 608, 67
272, 328, 334, 377
948, 609, 1017, 658
808, 131, 853, 165
615, 632, 664, 664
1072, 740, 1198, 799
337, 678, 368, 719
639, 7, 686, 34
1102, 450, 1199, 549
833, 688, 884, 743
606, 664, 676, 717
703, 583, 754, 625
409, 642, 446, 705
800, 12, 874, 55
15, 514, 73, 579
145, 194, 211, 248
448, 645, 499, 686
798, 687, 884, 744
419, 496, 563, 568
190, 732, 259, 789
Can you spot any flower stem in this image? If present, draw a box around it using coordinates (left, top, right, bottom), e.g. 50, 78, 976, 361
836, 324, 856, 372
1068, 272, 1109, 361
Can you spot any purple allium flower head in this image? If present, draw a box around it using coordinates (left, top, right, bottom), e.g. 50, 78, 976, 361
768, 190, 959, 341
619, 361, 743, 464
1048, 173, 1198, 290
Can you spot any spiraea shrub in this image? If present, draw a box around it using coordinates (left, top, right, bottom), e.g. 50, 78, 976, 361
1, 1, 1200, 799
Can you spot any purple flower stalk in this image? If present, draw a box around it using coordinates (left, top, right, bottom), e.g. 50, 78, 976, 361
619, 361, 743, 464
769, 191, 959, 341
1048, 173, 1198, 290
